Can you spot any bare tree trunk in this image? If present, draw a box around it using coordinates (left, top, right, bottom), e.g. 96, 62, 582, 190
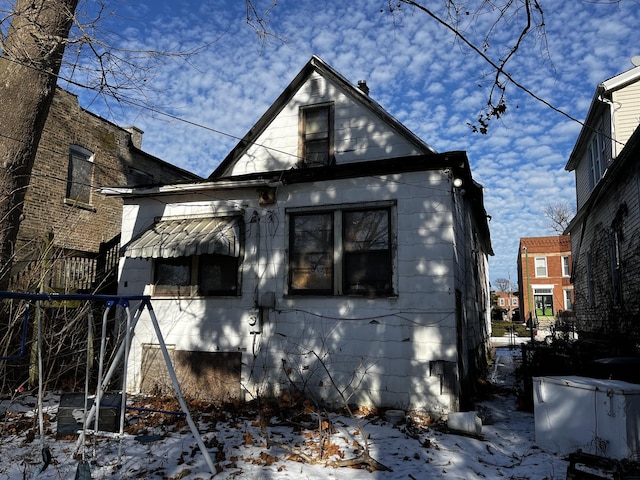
0, 0, 78, 290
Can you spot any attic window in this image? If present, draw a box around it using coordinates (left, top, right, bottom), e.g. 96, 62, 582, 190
300, 104, 333, 167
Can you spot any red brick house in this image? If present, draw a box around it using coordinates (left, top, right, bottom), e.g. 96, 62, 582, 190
493, 290, 519, 320
517, 236, 573, 328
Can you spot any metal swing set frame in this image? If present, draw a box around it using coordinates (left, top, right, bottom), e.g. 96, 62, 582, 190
0, 291, 216, 475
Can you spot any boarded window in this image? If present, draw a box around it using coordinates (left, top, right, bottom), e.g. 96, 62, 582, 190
67, 145, 94, 204
141, 346, 242, 402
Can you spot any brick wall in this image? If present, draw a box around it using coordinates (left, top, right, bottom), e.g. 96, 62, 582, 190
14, 88, 198, 283
517, 236, 573, 325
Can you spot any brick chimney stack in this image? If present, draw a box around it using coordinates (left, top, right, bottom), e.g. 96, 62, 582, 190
357, 80, 370, 95
125, 126, 144, 149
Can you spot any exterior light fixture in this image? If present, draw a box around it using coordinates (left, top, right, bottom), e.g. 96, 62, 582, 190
453, 178, 463, 188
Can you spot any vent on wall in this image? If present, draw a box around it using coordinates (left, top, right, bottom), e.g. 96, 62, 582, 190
429, 360, 457, 396
309, 78, 321, 97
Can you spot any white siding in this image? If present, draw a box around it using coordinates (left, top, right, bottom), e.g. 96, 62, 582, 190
225, 73, 425, 176
611, 82, 640, 156
119, 170, 470, 412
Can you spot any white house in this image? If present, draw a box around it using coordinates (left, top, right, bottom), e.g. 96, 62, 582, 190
108, 56, 493, 414
565, 62, 640, 345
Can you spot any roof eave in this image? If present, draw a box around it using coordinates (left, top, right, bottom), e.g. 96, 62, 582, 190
566, 65, 640, 171
99, 176, 283, 198
600, 64, 640, 92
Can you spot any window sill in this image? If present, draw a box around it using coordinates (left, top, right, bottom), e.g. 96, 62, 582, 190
151, 294, 240, 299
284, 293, 398, 300
64, 198, 96, 212
150, 287, 240, 298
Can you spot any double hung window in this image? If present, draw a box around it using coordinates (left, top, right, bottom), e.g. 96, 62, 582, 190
564, 289, 573, 311
534, 257, 547, 277
588, 121, 607, 190
562, 256, 570, 277
288, 204, 394, 297
300, 104, 332, 166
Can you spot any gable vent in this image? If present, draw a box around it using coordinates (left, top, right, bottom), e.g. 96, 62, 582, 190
309, 78, 321, 96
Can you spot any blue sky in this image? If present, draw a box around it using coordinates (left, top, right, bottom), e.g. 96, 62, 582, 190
63, 0, 640, 287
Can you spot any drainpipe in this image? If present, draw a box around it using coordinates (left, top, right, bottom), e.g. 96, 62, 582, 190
523, 246, 535, 344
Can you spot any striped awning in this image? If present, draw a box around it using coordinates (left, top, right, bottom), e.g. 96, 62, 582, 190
123, 216, 243, 259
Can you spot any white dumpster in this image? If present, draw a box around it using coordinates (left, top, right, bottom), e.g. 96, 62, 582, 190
533, 376, 640, 460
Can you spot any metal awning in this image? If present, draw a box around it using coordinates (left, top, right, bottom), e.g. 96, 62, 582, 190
123, 216, 243, 259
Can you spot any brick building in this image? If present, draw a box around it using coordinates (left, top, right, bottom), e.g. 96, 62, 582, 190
493, 290, 519, 320
10, 88, 200, 293
517, 236, 573, 329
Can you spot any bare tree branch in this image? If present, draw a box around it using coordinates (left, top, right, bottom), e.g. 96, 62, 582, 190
493, 278, 514, 292
390, 1, 582, 134
543, 200, 574, 234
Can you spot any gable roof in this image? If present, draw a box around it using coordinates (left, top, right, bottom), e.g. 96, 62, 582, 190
209, 55, 436, 179
565, 65, 640, 171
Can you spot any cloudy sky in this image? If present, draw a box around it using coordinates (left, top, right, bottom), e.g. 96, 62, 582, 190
62, 0, 640, 286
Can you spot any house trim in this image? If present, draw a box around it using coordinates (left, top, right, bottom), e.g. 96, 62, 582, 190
210, 55, 437, 179
565, 65, 640, 172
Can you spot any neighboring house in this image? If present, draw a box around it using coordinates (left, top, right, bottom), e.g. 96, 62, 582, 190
564, 63, 640, 346
110, 56, 493, 413
492, 290, 519, 321
10, 88, 200, 293
517, 236, 573, 329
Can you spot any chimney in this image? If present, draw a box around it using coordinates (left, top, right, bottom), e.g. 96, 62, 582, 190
125, 126, 144, 149
357, 80, 369, 95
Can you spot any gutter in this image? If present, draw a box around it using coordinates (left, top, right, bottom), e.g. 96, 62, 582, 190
99, 177, 284, 198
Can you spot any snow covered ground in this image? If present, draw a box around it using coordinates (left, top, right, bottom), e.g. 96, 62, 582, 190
1, 346, 570, 479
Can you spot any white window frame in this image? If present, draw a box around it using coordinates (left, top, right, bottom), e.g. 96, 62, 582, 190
564, 289, 573, 311
562, 256, 570, 277
534, 256, 548, 277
